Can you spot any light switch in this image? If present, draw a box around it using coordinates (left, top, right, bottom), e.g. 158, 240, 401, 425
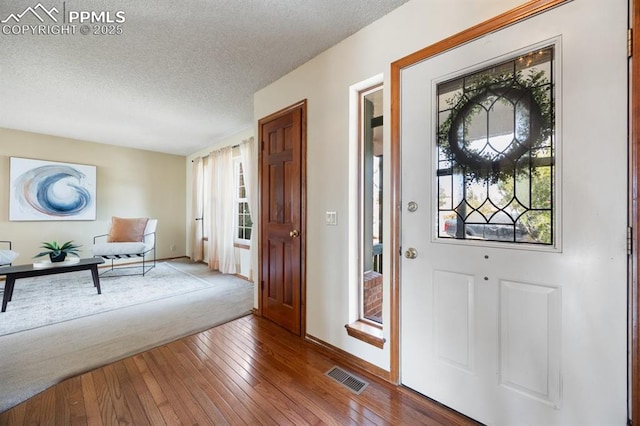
326, 211, 337, 226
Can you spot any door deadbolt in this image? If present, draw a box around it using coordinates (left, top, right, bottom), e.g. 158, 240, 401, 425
404, 248, 418, 259
290, 229, 300, 238
407, 201, 418, 212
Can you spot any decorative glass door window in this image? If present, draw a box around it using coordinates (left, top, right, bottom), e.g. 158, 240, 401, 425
437, 46, 554, 245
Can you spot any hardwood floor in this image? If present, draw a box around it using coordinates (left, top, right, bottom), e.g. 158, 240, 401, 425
0, 315, 477, 425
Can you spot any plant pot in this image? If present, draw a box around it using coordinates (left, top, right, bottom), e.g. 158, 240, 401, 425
49, 252, 67, 263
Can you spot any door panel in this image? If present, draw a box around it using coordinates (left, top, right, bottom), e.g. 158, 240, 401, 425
433, 270, 474, 372
260, 103, 305, 336
499, 280, 561, 404
400, 1, 627, 424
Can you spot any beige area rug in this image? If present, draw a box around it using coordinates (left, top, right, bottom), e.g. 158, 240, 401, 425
0, 260, 236, 336
0, 258, 254, 413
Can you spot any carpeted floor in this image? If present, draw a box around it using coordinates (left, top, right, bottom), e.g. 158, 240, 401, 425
0, 260, 241, 336
0, 258, 254, 413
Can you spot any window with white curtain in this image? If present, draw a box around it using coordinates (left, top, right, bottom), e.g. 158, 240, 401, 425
201, 155, 252, 245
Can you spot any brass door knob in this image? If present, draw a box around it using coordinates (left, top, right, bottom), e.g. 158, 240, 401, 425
404, 248, 418, 259
290, 229, 300, 238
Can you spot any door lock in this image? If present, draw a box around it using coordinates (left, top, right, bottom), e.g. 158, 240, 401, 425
290, 229, 300, 238
404, 248, 418, 259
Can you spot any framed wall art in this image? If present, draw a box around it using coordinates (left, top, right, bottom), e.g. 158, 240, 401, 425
9, 157, 97, 221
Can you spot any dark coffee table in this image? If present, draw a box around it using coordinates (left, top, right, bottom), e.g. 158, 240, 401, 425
0, 257, 104, 312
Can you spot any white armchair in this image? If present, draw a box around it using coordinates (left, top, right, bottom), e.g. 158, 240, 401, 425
91, 217, 157, 276
0, 241, 18, 267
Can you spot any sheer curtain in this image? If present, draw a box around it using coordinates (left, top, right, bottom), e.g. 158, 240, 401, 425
190, 157, 204, 262
207, 146, 236, 273
239, 137, 256, 281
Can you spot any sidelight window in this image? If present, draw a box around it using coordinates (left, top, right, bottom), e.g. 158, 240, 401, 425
346, 75, 386, 349
360, 85, 383, 324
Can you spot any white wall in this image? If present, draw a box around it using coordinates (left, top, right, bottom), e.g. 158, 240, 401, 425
254, 0, 529, 371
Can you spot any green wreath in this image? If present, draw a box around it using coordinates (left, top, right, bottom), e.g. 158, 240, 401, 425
438, 70, 553, 183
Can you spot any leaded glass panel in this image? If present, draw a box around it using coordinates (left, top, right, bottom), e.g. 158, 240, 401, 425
437, 47, 554, 245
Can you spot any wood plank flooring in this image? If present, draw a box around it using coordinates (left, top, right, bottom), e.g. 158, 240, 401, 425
0, 315, 477, 425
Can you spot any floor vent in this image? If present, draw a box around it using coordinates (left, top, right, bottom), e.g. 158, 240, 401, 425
325, 366, 369, 395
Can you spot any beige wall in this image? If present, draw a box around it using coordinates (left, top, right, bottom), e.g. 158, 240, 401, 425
0, 127, 186, 265
254, 0, 529, 372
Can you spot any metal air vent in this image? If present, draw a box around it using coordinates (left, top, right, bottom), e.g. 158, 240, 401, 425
325, 366, 369, 395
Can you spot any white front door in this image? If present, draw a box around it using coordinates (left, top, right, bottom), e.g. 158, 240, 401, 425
400, 1, 628, 424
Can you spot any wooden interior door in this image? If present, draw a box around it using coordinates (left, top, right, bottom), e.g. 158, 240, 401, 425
259, 101, 306, 336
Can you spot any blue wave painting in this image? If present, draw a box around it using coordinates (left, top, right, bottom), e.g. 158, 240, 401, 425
10, 158, 96, 221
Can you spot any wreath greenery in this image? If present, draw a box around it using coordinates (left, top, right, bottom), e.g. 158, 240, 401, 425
438, 69, 553, 184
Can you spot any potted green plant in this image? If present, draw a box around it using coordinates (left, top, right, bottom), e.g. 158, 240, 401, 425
34, 241, 81, 263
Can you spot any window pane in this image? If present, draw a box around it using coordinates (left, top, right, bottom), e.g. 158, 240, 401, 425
436, 46, 554, 246
361, 85, 383, 324
235, 160, 252, 243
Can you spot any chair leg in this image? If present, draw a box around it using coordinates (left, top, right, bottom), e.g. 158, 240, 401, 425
142, 248, 156, 276
98, 251, 156, 277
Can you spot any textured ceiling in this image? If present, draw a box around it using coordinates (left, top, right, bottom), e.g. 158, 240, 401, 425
0, 0, 410, 156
